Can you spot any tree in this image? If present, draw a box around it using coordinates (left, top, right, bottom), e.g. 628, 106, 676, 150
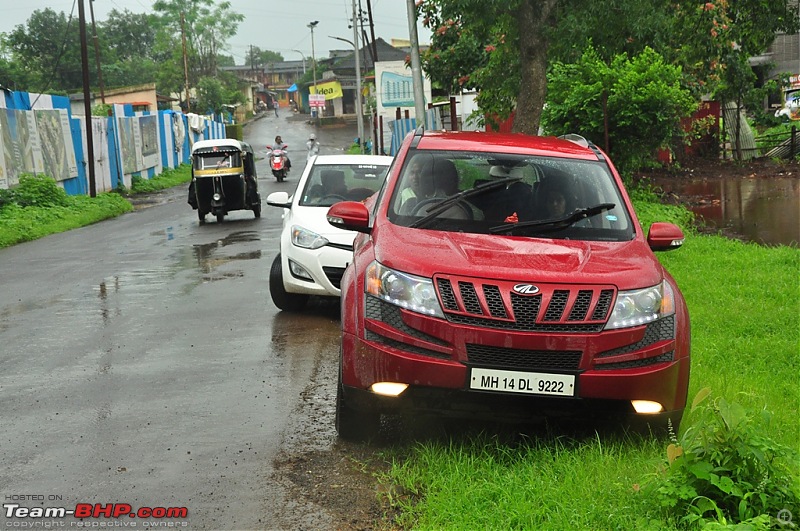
418, 0, 799, 138
247, 47, 284, 69
542, 47, 696, 174
196, 73, 244, 115
100, 9, 158, 63
5, 9, 83, 92
152, 0, 244, 79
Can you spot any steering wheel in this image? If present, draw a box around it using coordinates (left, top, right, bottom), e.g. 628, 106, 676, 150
411, 198, 473, 220
320, 194, 347, 204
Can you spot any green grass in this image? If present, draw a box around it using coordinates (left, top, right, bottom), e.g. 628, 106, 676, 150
0, 165, 191, 249
379, 199, 800, 530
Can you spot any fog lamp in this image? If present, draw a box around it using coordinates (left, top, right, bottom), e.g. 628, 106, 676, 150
370, 382, 409, 397
631, 400, 664, 414
288, 259, 313, 281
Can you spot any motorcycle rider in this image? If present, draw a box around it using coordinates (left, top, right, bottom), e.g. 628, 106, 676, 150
306, 133, 320, 160
270, 135, 291, 171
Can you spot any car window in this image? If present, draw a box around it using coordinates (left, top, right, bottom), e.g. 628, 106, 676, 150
299, 163, 390, 207
387, 150, 633, 241
194, 152, 241, 170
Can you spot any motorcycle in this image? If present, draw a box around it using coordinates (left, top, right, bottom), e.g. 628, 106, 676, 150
268, 145, 289, 182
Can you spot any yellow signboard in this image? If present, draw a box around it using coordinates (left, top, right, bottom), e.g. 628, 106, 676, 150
310, 81, 343, 100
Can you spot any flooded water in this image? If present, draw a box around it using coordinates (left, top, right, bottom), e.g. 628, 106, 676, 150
652, 176, 799, 247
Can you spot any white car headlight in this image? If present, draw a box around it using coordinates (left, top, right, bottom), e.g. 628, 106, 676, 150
605, 281, 675, 330
291, 225, 329, 249
365, 261, 444, 318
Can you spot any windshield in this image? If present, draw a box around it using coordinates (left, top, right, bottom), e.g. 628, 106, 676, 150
387, 150, 634, 241
298, 163, 390, 207
194, 151, 241, 170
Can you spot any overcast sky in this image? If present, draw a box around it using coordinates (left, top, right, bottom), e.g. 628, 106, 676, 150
2, 1, 432, 65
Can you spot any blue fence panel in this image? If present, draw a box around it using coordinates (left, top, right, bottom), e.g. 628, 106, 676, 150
0, 89, 226, 194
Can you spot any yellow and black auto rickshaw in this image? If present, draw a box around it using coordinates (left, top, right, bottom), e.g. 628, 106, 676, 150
188, 139, 261, 223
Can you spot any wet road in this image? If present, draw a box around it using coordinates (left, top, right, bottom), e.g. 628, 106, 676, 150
0, 113, 356, 529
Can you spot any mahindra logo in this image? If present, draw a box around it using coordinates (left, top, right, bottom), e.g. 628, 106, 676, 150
512, 284, 540, 295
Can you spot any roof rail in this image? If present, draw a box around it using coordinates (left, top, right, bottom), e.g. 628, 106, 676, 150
559, 133, 605, 161
411, 125, 425, 148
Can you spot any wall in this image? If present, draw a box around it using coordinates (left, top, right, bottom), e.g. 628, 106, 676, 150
0, 89, 225, 194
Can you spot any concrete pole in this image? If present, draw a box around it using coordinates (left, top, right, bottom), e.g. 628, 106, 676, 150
353, 0, 365, 153
405, 0, 427, 129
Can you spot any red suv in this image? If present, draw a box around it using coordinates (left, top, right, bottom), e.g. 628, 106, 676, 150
327, 129, 690, 439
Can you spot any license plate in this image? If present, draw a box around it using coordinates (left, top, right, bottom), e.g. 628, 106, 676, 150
469, 368, 576, 397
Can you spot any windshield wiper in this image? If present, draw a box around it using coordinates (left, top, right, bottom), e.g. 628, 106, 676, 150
489, 203, 616, 235
409, 177, 521, 229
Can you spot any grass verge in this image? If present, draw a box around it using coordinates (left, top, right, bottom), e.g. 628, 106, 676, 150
0, 166, 191, 249
378, 199, 800, 530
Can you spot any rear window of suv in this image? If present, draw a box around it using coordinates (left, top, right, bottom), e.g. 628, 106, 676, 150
387, 150, 634, 241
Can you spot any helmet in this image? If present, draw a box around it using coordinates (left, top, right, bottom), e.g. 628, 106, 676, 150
309, 133, 316, 141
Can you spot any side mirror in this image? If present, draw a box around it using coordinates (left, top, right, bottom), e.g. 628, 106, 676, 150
327, 201, 371, 234
647, 222, 685, 252
266, 191, 291, 208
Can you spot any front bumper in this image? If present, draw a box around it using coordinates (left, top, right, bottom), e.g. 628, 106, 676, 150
280, 244, 351, 297
341, 300, 690, 419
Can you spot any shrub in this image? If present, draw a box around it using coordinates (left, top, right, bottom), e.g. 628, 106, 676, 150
9, 174, 70, 208
647, 388, 800, 529
542, 47, 697, 175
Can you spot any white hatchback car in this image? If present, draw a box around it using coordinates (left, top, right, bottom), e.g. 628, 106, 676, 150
266, 154, 393, 311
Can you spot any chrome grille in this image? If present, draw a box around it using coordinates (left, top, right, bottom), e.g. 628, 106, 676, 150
435, 275, 615, 333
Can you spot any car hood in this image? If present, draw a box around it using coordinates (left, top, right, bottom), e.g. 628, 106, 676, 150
372, 224, 664, 289
290, 205, 356, 245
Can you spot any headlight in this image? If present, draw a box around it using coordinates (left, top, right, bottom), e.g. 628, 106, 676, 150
605, 281, 675, 330
365, 261, 444, 318
291, 225, 328, 249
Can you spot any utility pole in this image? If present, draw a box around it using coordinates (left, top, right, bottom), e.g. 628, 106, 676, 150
181, 12, 191, 113
353, 0, 364, 152
78, 0, 97, 197
308, 21, 319, 126
365, 0, 378, 62
405, 0, 426, 128
88, 0, 105, 104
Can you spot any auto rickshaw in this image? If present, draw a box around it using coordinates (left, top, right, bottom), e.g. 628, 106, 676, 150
188, 139, 261, 223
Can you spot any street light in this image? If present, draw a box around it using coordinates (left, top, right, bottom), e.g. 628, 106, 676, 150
292, 49, 306, 74
330, 35, 364, 154
307, 21, 319, 124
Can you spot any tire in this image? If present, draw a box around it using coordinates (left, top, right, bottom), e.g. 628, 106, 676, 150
253, 204, 261, 218
198, 210, 206, 223
269, 254, 309, 311
335, 367, 380, 442
216, 212, 224, 223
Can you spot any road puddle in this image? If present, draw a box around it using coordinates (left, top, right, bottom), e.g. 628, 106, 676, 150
652, 176, 799, 246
